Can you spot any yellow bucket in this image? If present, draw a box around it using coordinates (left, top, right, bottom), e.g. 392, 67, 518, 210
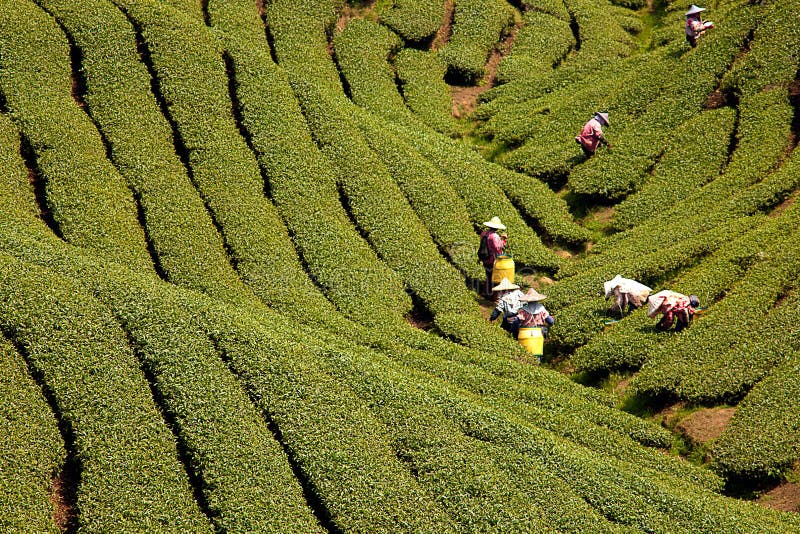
518, 327, 544, 356
492, 255, 515, 285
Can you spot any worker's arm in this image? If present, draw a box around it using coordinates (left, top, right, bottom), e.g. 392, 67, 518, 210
545, 315, 555, 326
489, 309, 501, 321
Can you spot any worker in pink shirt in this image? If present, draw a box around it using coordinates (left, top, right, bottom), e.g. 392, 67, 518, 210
478, 216, 508, 296
575, 111, 611, 157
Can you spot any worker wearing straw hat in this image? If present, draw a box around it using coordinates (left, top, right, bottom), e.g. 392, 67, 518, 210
685, 5, 714, 48
478, 216, 508, 296
516, 288, 555, 338
575, 112, 611, 157
489, 277, 524, 335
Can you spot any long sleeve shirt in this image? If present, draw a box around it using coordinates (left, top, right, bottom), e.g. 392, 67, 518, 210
490, 290, 524, 320
480, 229, 507, 267
576, 118, 606, 153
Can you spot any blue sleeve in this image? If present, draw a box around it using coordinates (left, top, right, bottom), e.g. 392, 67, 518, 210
545, 316, 555, 325
489, 309, 500, 321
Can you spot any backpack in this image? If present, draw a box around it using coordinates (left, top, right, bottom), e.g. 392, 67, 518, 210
477, 232, 491, 264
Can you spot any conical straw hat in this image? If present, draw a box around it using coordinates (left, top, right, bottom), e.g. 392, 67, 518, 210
594, 111, 610, 126
685, 4, 705, 16
483, 216, 506, 230
492, 277, 519, 291
519, 288, 547, 302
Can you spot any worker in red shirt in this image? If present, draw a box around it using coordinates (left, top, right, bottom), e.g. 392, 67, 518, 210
648, 290, 700, 332
575, 111, 611, 157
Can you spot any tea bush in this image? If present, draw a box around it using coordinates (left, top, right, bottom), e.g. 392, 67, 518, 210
0, 334, 64, 534
377, 0, 446, 42
110, 0, 352, 319
0, 0, 152, 270
439, 0, 515, 83
37, 0, 251, 305
0, 252, 211, 532
712, 351, 800, 480
394, 48, 457, 135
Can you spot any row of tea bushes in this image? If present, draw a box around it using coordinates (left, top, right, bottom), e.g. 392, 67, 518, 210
0, 0, 152, 271
293, 81, 520, 351
712, 350, 800, 480
439, 0, 515, 84
394, 48, 457, 135
629, 219, 800, 403
0, 334, 64, 533
263, 0, 344, 97
1, 224, 457, 532
494, 10, 574, 84
110, 0, 348, 319
377, 0, 447, 43
476, 0, 638, 116
0, 251, 211, 532
611, 108, 736, 230
216, 35, 412, 324
353, 108, 484, 278
333, 20, 414, 125
440, 385, 800, 532
37, 0, 252, 305
0, 114, 42, 232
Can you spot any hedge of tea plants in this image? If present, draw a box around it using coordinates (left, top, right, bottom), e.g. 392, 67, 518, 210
0, 0, 152, 271
377, 0, 447, 43
0, 334, 64, 533
35, 0, 252, 305
394, 48, 458, 135
439, 0, 516, 83
0, 252, 211, 532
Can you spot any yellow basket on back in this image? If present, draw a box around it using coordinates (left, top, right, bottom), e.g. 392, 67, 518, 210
491, 255, 515, 285
518, 327, 544, 356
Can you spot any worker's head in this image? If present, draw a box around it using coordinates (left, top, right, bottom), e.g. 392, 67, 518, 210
685, 5, 705, 17
492, 278, 519, 294
689, 295, 700, 308
483, 216, 506, 231
594, 112, 610, 126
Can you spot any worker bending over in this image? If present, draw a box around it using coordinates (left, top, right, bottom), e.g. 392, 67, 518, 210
575, 112, 611, 157
685, 5, 714, 48
489, 278, 524, 336
604, 275, 652, 317
478, 216, 508, 296
648, 290, 700, 332
516, 289, 554, 337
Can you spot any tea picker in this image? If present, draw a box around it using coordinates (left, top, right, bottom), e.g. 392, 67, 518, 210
604, 275, 652, 318
489, 278, 524, 336
648, 290, 700, 332
575, 112, 611, 157
685, 5, 714, 48
478, 216, 508, 296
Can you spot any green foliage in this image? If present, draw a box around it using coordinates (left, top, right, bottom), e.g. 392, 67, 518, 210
264, 0, 344, 96
377, 0, 446, 42
111, 0, 337, 318
612, 108, 736, 230
334, 19, 412, 124
0, 334, 64, 534
37, 0, 251, 305
394, 48, 457, 135
495, 11, 575, 84
216, 34, 410, 324
712, 351, 800, 480
0, 252, 211, 532
0, 0, 152, 270
353, 107, 483, 278
439, 0, 515, 83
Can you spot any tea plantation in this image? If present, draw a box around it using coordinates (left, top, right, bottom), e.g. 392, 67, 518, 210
1, 0, 799, 531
